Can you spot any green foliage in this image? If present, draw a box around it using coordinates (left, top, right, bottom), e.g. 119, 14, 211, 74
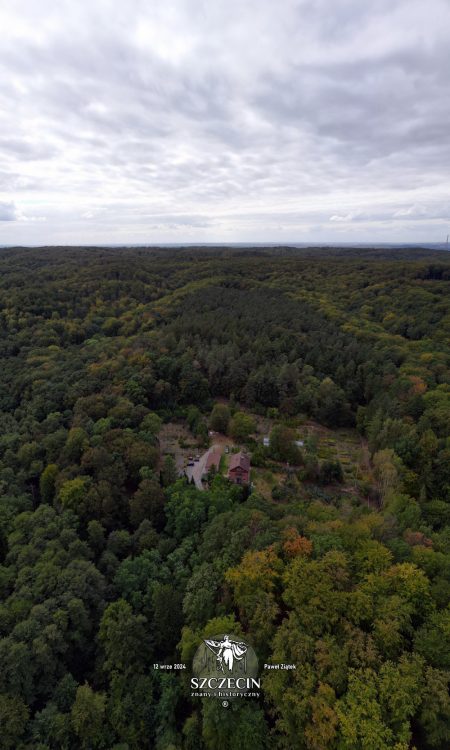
161, 455, 177, 487
209, 403, 231, 434
336, 656, 423, 750
229, 412, 256, 442
64, 428, 89, 463
71, 683, 107, 749
98, 599, 150, 673
164, 482, 234, 541
140, 412, 162, 435
0, 246, 448, 748
58, 476, 91, 513
202, 700, 268, 750
226, 545, 283, 649
39, 463, 58, 504
0, 692, 29, 750
414, 607, 450, 669
418, 666, 450, 748
269, 425, 303, 464
129, 476, 165, 529
318, 459, 344, 484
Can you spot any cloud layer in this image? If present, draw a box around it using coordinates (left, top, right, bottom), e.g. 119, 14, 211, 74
0, 0, 449, 244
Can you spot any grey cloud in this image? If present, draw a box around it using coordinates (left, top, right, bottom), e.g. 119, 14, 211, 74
0, 137, 59, 161
0, 0, 448, 243
0, 201, 17, 221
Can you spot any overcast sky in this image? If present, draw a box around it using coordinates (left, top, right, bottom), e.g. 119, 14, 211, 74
0, 0, 449, 245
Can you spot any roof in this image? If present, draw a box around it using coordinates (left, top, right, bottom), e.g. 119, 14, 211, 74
228, 451, 250, 472
204, 447, 221, 471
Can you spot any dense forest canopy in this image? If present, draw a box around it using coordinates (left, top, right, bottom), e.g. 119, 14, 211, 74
0, 245, 449, 750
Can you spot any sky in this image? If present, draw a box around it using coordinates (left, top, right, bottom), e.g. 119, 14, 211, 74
0, 0, 449, 245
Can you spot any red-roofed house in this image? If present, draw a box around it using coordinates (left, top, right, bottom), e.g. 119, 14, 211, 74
228, 451, 250, 485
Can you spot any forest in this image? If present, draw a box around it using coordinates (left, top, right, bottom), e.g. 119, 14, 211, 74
0, 245, 449, 750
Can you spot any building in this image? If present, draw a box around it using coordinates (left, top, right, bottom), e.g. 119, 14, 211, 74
202, 447, 222, 477
228, 451, 250, 485
263, 436, 303, 448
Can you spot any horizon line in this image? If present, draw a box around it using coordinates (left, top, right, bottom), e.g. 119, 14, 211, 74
1, 241, 449, 250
